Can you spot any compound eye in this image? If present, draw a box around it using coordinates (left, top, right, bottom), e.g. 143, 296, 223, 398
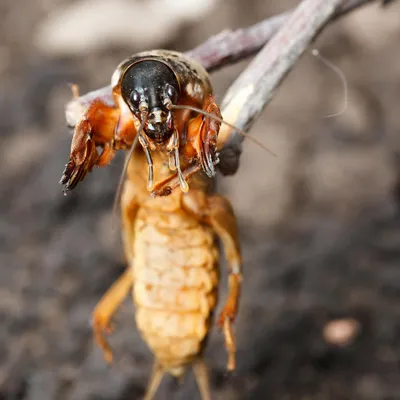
165, 84, 178, 104
130, 90, 141, 107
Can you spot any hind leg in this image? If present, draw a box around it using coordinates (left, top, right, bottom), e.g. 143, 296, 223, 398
143, 361, 165, 400
183, 191, 242, 371
193, 358, 212, 400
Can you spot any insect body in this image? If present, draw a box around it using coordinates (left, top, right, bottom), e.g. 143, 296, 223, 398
60, 50, 242, 399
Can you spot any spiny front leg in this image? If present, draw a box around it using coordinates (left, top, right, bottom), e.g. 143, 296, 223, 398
60, 95, 137, 193
60, 99, 119, 192
182, 191, 242, 371
150, 95, 222, 196
186, 94, 222, 178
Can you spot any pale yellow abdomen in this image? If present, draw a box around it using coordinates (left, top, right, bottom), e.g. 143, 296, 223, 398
132, 206, 219, 375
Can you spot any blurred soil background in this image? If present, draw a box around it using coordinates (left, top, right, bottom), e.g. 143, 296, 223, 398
1, 0, 400, 399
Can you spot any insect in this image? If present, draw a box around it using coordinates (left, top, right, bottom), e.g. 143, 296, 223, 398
60, 50, 242, 400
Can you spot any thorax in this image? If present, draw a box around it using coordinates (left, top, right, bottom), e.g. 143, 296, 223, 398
126, 148, 213, 213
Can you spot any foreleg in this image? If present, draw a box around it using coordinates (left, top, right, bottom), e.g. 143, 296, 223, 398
151, 95, 221, 196
60, 93, 137, 192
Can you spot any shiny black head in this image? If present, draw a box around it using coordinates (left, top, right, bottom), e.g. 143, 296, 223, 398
120, 60, 179, 143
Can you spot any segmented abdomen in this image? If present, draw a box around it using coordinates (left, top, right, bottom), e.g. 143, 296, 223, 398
132, 206, 219, 375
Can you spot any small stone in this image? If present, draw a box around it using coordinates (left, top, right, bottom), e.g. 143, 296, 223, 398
323, 318, 361, 346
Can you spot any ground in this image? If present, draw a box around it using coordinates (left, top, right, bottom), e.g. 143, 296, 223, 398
1, 0, 400, 399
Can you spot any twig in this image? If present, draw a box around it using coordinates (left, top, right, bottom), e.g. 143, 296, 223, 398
187, 0, 380, 72
64, 0, 396, 173
217, 0, 343, 174
216, 0, 396, 175
65, 0, 389, 125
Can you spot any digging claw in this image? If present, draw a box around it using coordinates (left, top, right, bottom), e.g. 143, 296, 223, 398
59, 160, 85, 193
59, 127, 99, 192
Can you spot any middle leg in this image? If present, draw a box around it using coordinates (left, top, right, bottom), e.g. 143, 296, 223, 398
92, 178, 139, 363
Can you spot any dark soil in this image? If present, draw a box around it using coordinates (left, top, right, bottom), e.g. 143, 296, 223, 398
1, 1, 400, 399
